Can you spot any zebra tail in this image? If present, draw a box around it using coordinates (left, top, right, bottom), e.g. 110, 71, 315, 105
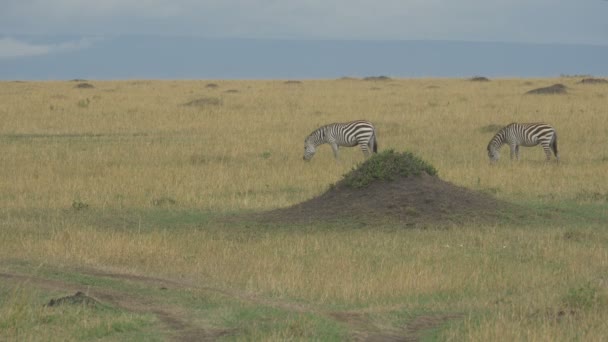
373, 133, 378, 153
551, 131, 559, 158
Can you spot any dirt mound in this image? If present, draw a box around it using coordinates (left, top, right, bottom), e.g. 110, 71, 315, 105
259, 150, 510, 226
46, 291, 99, 307
75, 82, 94, 89
525, 83, 567, 95
363, 76, 392, 81
470, 76, 490, 82
579, 78, 608, 84
478, 123, 504, 133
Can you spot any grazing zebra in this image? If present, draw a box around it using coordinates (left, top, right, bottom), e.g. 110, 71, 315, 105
487, 122, 559, 162
303, 120, 378, 161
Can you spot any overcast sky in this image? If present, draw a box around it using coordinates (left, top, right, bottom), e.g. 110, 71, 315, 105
1, 1, 607, 79
1, 1, 607, 44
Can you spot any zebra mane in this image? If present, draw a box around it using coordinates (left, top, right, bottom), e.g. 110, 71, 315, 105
307, 126, 325, 140
488, 128, 507, 150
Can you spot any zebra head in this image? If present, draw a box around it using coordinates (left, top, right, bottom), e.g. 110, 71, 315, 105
487, 143, 500, 162
303, 137, 316, 161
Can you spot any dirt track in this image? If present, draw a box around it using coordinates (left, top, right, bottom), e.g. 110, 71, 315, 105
1, 269, 462, 341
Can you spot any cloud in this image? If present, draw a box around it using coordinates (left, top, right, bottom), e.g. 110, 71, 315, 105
0, 1, 607, 44
0, 37, 97, 59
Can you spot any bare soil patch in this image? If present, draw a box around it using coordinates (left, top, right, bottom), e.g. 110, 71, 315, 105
255, 150, 514, 226
46, 291, 99, 307
258, 173, 509, 226
330, 311, 463, 341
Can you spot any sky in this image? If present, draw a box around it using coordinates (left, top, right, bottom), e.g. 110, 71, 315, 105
0, 1, 607, 78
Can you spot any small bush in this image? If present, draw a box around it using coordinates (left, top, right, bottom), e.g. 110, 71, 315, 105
71, 201, 89, 210
341, 149, 437, 189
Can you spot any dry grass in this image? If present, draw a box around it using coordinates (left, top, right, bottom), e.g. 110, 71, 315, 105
1, 78, 607, 340
1, 78, 607, 211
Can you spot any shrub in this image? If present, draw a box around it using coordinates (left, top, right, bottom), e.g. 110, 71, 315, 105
341, 149, 437, 189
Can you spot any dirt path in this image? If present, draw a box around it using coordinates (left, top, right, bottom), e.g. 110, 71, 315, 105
0, 269, 462, 341
0, 272, 231, 342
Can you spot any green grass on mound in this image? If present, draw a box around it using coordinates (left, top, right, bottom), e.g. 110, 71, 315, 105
341, 149, 438, 189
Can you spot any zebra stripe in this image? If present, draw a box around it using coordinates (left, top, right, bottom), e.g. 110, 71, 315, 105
303, 120, 378, 161
487, 122, 559, 162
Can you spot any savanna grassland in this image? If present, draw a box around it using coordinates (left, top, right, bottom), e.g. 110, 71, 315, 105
1, 78, 607, 341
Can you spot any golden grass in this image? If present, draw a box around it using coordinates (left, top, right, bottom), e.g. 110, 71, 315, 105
1, 78, 607, 340
1, 78, 607, 211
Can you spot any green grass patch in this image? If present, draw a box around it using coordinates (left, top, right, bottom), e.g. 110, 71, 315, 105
221, 305, 346, 341
341, 149, 438, 189
0, 284, 158, 341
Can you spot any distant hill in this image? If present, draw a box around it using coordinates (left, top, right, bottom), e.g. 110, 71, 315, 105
1, 36, 607, 80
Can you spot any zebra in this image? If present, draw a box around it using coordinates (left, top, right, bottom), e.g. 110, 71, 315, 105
303, 120, 378, 161
487, 122, 559, 162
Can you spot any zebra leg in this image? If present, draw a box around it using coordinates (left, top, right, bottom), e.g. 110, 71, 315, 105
360, 144, 370, 158
509, 144, 517, 160
542, 144, 552, 161
515, 145, 520, 160
331, 143, 339, 160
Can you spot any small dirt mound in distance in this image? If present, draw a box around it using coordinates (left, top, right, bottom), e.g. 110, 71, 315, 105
579, 78, 608, 84
525, 84, 567, 95
46, 291, 99, 307
338, 76, 359, 81
258, 150, 511, 226
478, 124, 504, 133
363, 76, 391, 81
470, 76, 490, 82
205, 83, 219, 88
75, 83, 94, 89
